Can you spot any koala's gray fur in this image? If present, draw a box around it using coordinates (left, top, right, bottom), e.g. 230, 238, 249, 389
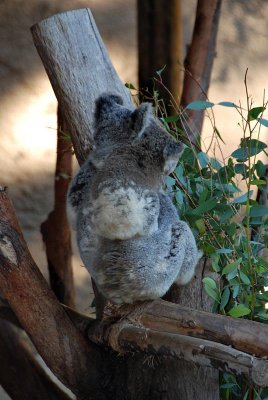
68, 93, 202, 304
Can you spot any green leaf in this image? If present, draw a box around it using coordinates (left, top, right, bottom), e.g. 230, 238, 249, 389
250, 205, 268, 217
220, 287, 230, 310
247, 106, 265, 121
203, 283, 220, 303
231, 140, 267, 160
186, 100, 214, 110
258, 117, 268, 127
210, 158, 222, 171
218, 101, 237, 107
228, 304, 251, 318
125, 82, 136, 90
241, 138, 267, 150
192, 198, 217, 215
214, 127, 226, 144
197, 151, 209, 168
256, 311, 268, 320
222, 259, 241, 275
234, 163, 247, 174
256, 160, 266, 178
162, 115, 179, 123
249, 179, 267, 185
232, 285, 240, 299
227, 268, 238, 280
217, 248, 233, 254
240, 271, 251, 285
220, 383, 238, 389
195, 218, 206, 235
211, 253, 220, 272
199, 188, 209, 204
232, 190, 253, 204
203, 277, 217, 290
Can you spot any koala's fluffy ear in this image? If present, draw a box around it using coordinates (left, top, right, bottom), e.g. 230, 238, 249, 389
131, 103, 153, 138
95, 93, 123, 122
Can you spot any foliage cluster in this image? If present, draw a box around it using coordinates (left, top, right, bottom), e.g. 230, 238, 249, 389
164, 94, 268, 399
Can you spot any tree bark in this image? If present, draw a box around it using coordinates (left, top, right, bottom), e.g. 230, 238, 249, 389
180, 0, 222, 144
138, 0, 182, 107
0, 321, 71, 400
31, 9, 133, 165
0, 187, 105, 400
41, 106, 75, 308
2, 293, 268, 388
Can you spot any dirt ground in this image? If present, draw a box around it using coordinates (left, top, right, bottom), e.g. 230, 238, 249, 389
0, 1, 268, 398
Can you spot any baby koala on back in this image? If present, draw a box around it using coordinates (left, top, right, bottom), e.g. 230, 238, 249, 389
68, 93, 202, 304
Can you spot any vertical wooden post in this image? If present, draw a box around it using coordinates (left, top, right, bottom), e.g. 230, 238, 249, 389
138, 0, 182, 108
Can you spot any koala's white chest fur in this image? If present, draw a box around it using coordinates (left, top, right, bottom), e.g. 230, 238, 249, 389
91, 184, 159, 240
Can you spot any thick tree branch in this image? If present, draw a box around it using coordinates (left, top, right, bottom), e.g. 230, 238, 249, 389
41, 106, 75, 308
180, 0, 222, 144
89, 320, 268, 387
1, 290, 268, 386
31, 9, 133, 165
0, 187, 105, 400
0, 320, 71, 400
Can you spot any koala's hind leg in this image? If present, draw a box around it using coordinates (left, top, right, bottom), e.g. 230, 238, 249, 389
170, 221, 202, 286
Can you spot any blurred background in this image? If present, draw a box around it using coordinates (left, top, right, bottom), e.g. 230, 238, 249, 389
0, 0, 268, 314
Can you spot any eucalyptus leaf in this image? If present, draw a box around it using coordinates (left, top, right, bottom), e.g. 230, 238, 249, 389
258, 117, 268, 127
222, 259, 241, 275
247, 106, 265, 121
186, 100, 214, 110
202, 277, 217, 290
250, 205, 268, 217
192, 198, 217, 215
218, 101, 237, 108
220, 287, 230, 310
228, 304, 251, 318
232, 190, 253, 204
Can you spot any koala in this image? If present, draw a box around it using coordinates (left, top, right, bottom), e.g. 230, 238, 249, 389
68, 93, 202, 304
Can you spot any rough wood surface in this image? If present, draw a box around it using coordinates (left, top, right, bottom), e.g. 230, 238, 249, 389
93, 321, 268, 387
0, 188, 105, 400
41, 106, 75, 307
180, 0, 222, 143
31, 9, 133, 165
0, 320, 71, 400
138, 0, 182, 106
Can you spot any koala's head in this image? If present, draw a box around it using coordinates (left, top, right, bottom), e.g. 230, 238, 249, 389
93, 93, 183, 175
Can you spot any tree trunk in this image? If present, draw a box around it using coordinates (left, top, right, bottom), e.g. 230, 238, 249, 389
138, 0, 182, 108
41, 106, 75, 308
31, 8, 219, 399
180, 0, 222, 144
